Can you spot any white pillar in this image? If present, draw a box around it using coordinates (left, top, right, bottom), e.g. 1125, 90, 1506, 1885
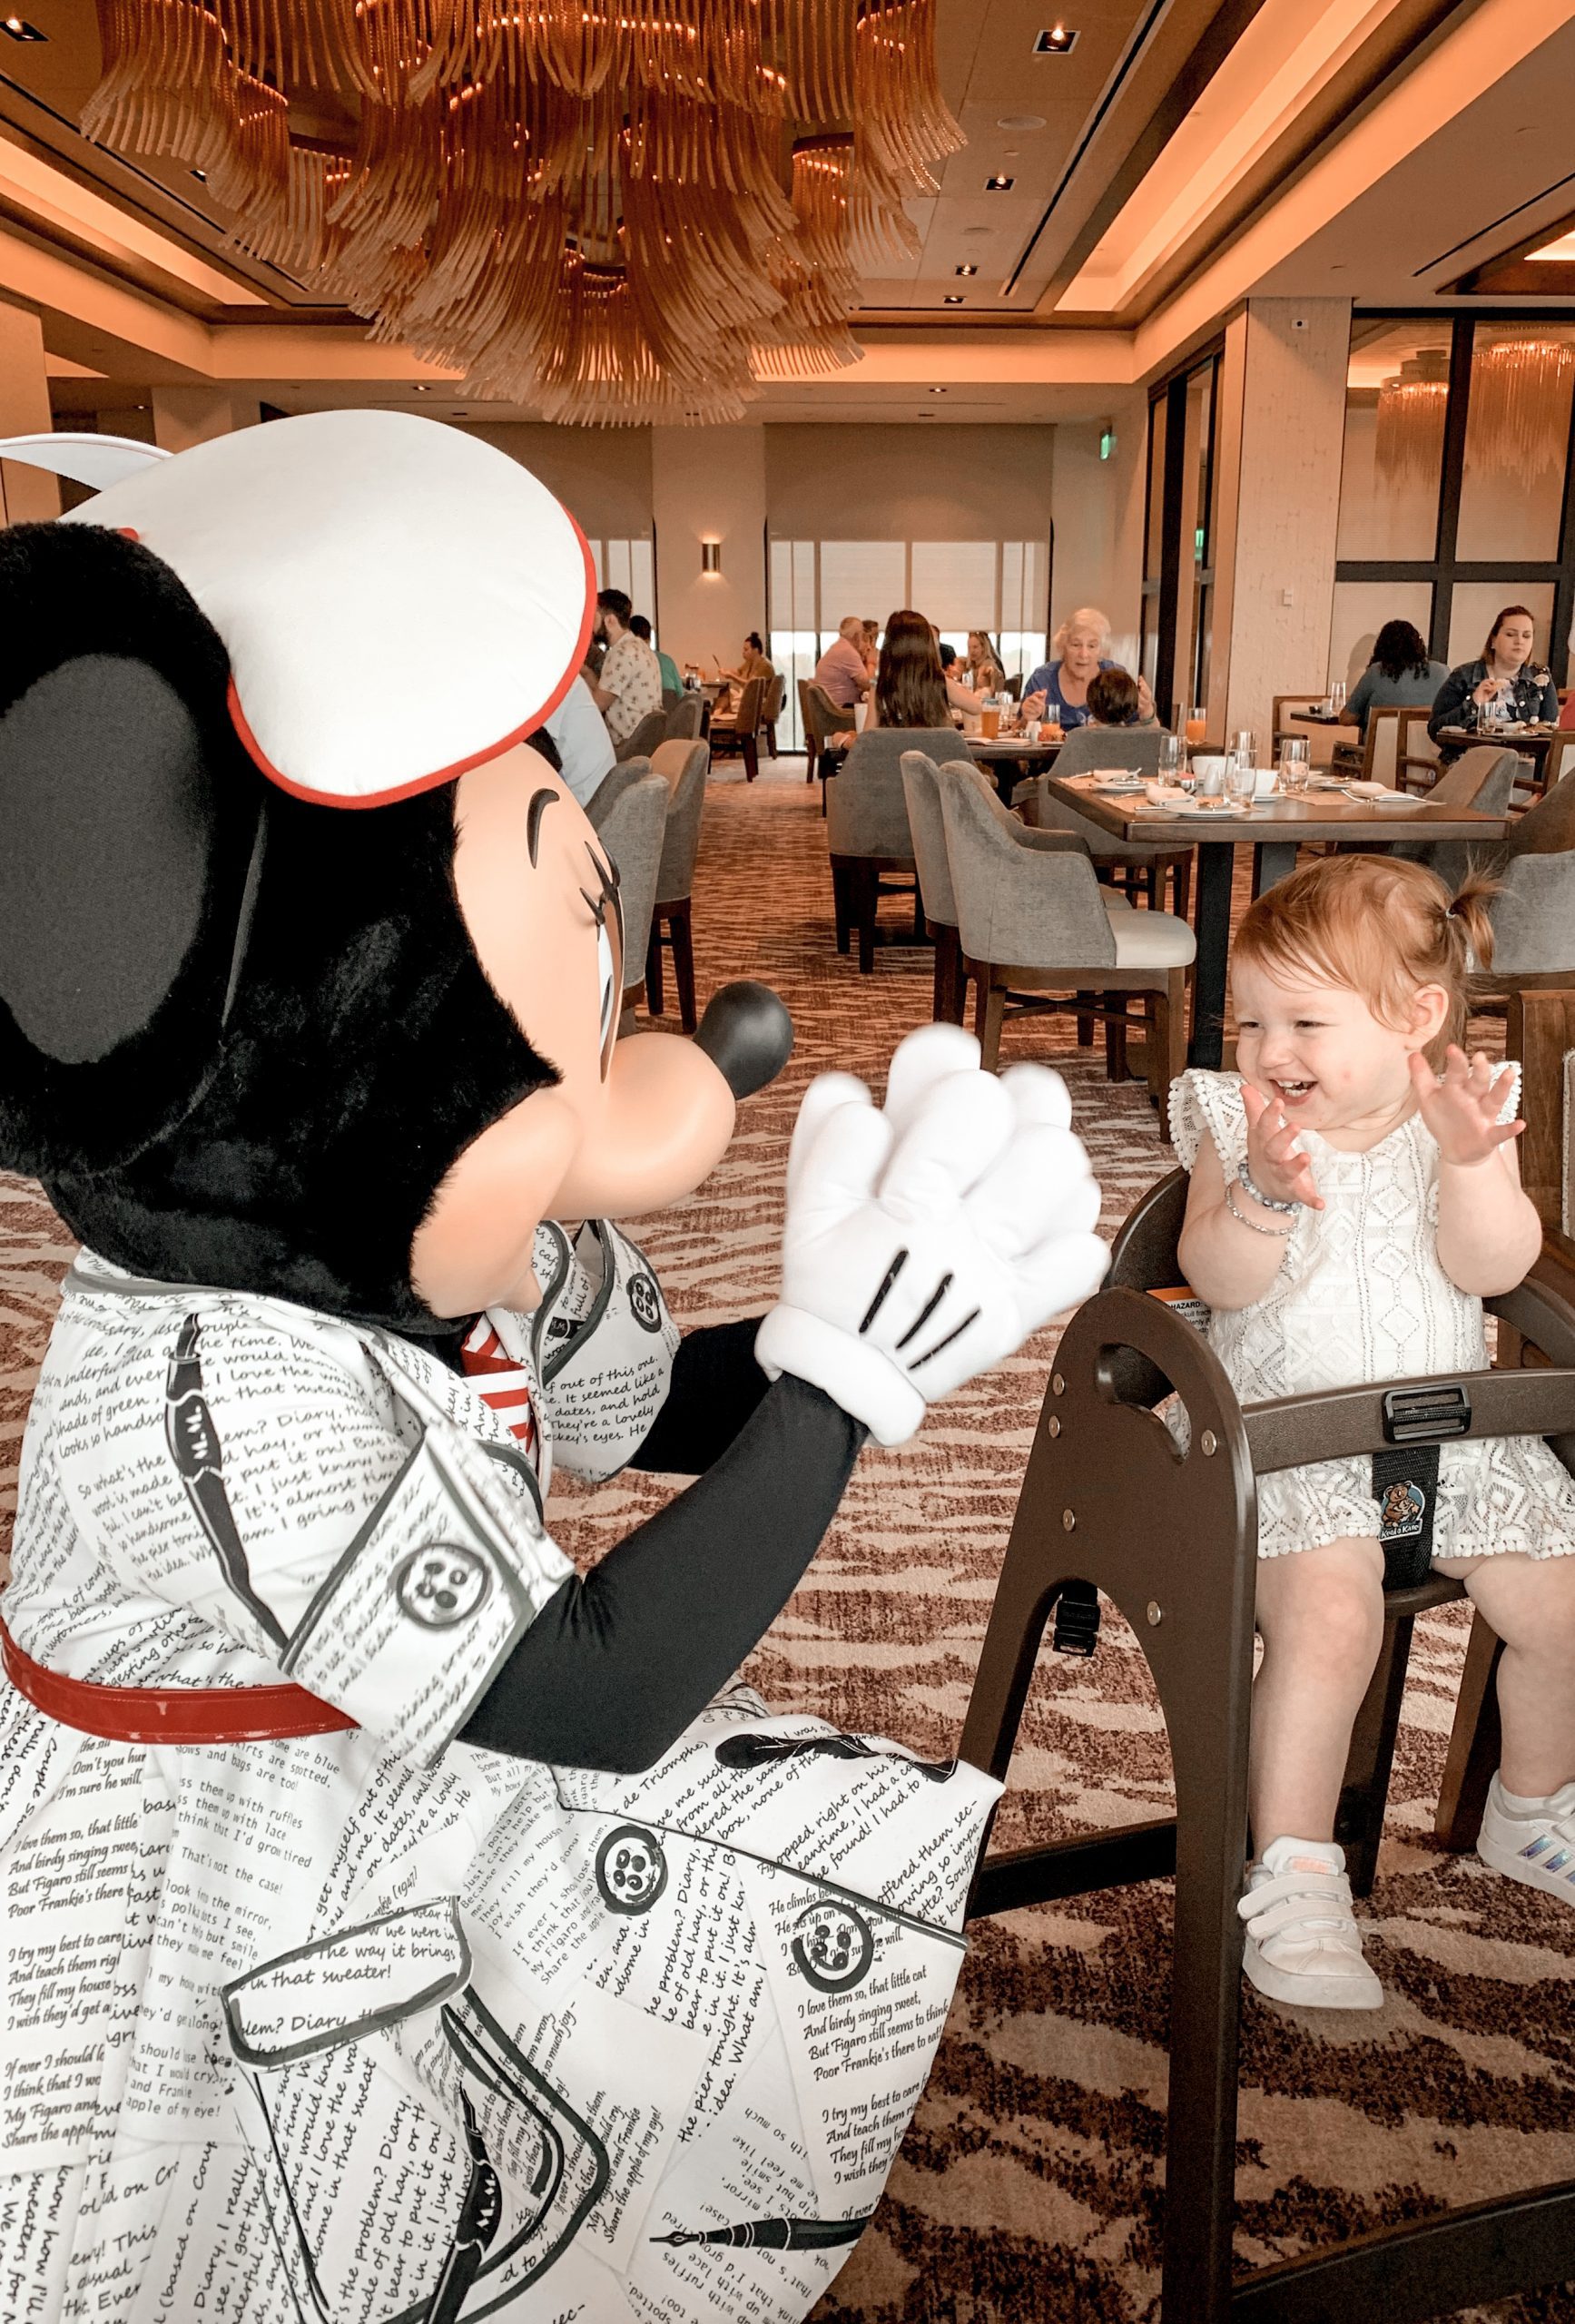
1210, 299, 1351, 751
650, 423, 766, 674
0, 300, 58, 524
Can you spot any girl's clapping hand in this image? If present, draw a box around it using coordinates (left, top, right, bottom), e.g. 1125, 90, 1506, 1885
1241, 1082, 1324, 1210
1411, 1046, 1524, 1166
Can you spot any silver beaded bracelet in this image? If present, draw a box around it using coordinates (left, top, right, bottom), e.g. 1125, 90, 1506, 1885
1237, 1159, 1301, 1215
1224, 1182, 1293, 1236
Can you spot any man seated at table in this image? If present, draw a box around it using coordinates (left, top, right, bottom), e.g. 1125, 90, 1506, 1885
814, 615, 872, 708
584, 586, 664, 743
629, 612, 681, 696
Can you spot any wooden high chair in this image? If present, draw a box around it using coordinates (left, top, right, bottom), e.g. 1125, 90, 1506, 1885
959, 1168, 1575, 2320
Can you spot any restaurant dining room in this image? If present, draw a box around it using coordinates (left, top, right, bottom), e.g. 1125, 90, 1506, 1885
5, 3, 1575, 2321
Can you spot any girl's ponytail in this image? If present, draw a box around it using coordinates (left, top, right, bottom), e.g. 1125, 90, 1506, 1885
1446, 873, 1498, 977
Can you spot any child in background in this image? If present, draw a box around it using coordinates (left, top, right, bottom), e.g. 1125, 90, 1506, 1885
1172, 855, 1575, 2009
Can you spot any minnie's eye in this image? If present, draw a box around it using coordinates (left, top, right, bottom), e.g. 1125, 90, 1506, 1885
597, 918, 617, 1049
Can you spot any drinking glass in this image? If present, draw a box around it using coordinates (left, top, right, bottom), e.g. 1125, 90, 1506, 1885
1233, 728, 1255, 763
1277, 738, 1310, 795
979, 694, 1001, 741
1329, 681, 1347, 716
1184, 704, 1206, 747
1226, 750, 1256, 811
1157, 734, 1184, 783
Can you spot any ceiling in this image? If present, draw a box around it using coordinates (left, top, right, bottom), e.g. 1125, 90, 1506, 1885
0, 0, 1572, 422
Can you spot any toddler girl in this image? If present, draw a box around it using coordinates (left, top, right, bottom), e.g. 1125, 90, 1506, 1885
1172, 854, 1575, 2010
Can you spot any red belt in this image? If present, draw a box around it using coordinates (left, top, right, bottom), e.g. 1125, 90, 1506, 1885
0, 1619, 359, 1745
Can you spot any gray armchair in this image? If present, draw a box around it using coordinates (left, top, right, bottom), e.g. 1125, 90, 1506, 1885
901, 748, 1005, 1024
1478, 772, 1575, 975
593, 769, 668, 1019
645, 739, 709, 1031
614, 709, 668, 764
664, 691, 703, 740
1391, 746, 1520, 891
1013, 729, 1193, 915
800, 679, 856, 809
828, 725, 959, 972
939, 763, 1196, 1121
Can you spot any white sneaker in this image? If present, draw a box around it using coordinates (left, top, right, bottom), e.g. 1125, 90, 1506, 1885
1478, 1774, 1575, 1905
1237, 1837, 1383, 2011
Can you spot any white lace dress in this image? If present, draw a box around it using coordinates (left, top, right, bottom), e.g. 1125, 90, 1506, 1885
1169, 1068, 1575, 1561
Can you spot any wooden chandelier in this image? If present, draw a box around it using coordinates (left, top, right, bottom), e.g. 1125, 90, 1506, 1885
85, 0, 964, 423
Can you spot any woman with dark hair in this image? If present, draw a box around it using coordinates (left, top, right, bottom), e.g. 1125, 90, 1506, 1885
866, 608, 954, 729
1342, 619, 1447, 739
1428, 605, 1558, 751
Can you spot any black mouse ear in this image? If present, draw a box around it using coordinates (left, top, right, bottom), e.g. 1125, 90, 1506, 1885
0, 526, 264, 1177
0, 655, 214, 1064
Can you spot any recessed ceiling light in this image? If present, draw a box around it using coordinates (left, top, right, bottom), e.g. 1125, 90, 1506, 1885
1032, 25, 1078, 54
985, 175, 1014, 192
1, 15, 47, 38
955, 263, 978, 276
943, 294, 966, 305
190, 169, 207, 182
413, 383, 432, 392
997, 114, 1047, 131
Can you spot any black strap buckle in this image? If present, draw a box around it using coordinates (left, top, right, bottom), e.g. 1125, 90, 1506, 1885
1382, 1383, 1472, 1444
1052, 1581, 1100, 1658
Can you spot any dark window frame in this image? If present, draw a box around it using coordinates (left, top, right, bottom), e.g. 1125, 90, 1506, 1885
1336, 309, 1575, 683
1144, 337, 1225, 724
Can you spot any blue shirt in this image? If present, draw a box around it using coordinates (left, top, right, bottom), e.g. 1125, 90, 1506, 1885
1022, 658, 1117, 730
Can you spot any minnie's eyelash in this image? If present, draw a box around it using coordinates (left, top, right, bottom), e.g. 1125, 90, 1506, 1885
579, 842, 621, 929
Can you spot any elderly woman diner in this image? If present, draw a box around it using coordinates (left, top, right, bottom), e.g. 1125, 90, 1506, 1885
1022, 606, 1157, 730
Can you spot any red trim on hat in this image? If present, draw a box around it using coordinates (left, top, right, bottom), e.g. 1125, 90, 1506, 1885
226, 513, 599, 809
1, 1617, 358, 1745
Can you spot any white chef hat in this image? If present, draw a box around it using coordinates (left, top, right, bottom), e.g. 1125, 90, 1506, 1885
1, 409, 594, 808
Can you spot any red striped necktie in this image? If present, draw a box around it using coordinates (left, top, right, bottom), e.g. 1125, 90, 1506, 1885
459, 1317, 539, 1465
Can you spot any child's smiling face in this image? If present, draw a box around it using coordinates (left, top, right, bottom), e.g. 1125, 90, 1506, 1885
1231, 955, 1449, 1141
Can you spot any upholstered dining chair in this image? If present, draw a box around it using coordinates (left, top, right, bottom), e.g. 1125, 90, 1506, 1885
591, 768, 667, 1021
760, 671, 786, 758
1389, 745, 1520, 891
708, 675, 764, 780
1012, 734, 1193, 918
664, 691, 703, 740
939, 763, 1196, 1116
1475, 771, 1575, 975
899, 748, 999, 1024
801, 680, 856, 809
614, 708, 668, 765
644, 738, 709, 1032
828, 726, 959, 972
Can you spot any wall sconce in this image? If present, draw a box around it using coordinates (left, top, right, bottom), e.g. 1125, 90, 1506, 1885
700, 540, 722, 575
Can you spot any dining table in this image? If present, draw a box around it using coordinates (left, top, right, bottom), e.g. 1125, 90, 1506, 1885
1434, 724, 1560, 783
966, 733, 1062, 803
1039, 773, 1512, 1068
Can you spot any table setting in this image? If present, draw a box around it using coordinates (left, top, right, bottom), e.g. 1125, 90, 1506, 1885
1041, 733, 1511, 1068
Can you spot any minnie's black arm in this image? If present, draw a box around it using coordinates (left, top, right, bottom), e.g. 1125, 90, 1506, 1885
458, 1373, 862, 1773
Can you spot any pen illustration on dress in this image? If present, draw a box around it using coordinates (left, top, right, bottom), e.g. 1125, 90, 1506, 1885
653, 2215, 875, 2251
714, 1731, 957, 1781
164, 1312, 288, 1648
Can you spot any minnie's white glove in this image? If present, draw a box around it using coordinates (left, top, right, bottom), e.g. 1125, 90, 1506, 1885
754, 1024, 1107, 1445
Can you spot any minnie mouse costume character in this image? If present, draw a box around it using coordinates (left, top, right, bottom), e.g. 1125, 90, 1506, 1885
0, 413, 1107, 2323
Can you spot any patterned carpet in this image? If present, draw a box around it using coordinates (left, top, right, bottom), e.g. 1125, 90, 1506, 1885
3, 758, 1572, 2322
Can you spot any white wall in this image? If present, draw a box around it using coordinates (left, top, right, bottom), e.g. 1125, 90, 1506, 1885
459, 421, 654, 544
650, 423, 767, 673
1048, 397, 1146, 671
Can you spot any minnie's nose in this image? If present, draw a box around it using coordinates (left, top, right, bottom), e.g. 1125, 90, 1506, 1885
694, 981, 793, 1098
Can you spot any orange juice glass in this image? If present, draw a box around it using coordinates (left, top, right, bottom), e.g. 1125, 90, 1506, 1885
979, 703, 1001, 740
1184, 708, 1206, 746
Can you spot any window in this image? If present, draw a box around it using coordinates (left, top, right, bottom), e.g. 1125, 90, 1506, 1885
590, 537, 655, 618
1333, 313, 1575, 685
768, 537, 1049, 746
1142, 348, 1223, 728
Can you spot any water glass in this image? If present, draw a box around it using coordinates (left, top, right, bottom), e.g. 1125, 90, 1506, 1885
1232, 729, 1255, 763
1226, 750, 1257, 811
1277, 740, 1310, 795
1329, 681, 1347, 716
1157, 734, 1184, 783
